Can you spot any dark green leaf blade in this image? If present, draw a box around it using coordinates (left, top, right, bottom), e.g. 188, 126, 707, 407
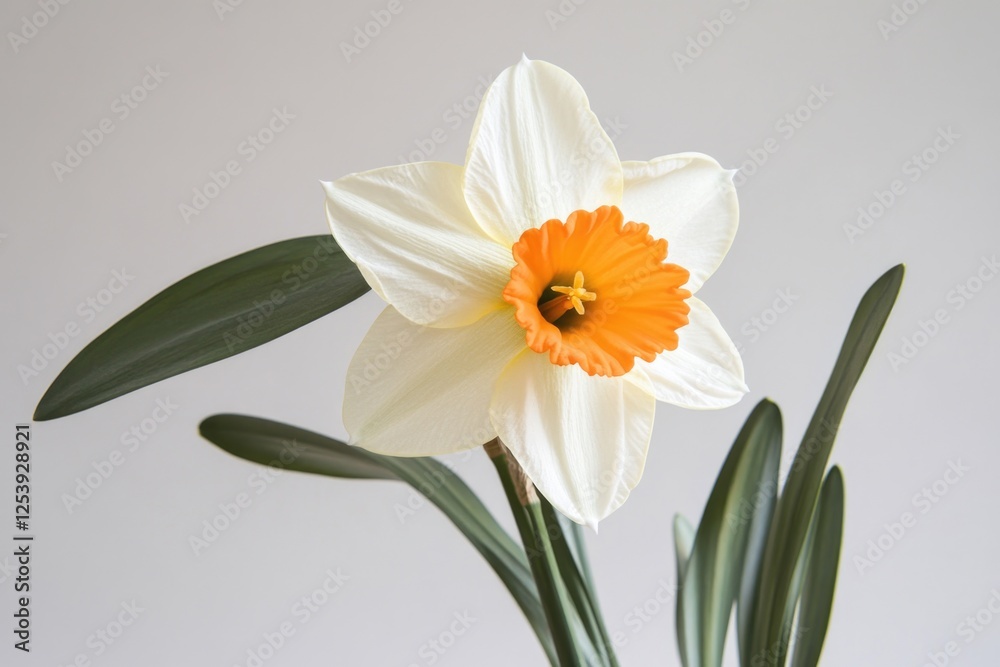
736, 437, 780, 667
790, 467, 844, 667
199, 414, 397, 481
35, 235, 368, 420
198, 414, 555, 664
750, 264, 904, 664
677, 399, 782, 667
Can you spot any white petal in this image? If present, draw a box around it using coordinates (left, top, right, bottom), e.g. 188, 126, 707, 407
345, 306, 525, 456
464, 57, 623, 246
630, 297, 747, 409
621, 154, 739, 293
490, 350, 656, 526
323, 162, 511, 328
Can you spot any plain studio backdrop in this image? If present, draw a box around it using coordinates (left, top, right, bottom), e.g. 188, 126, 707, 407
2, 0, 998, 665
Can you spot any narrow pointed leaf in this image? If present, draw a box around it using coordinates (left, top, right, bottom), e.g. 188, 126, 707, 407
750, 265, 904, 663
677, 399, 782, 667
736, 444, 780, 667
778, 499, 821, 664
790, 467, 844, 667
199, 414, 555, 663
35, 235, 368, 420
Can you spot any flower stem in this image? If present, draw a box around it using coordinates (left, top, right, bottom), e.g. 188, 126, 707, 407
486, 440, 588, 666
538, 496, 620, 667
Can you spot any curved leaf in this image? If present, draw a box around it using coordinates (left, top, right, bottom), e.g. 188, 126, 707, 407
35, 235, 368, 420
199, 414, 555, 664
750, 265, 904, 665
676, 399, 782, 667
790, 467, 844, 667
736, 435, 780, 667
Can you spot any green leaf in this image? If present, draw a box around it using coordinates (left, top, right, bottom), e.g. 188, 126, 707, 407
35, 235, 368, 421
676, 399, 782, 667
736, 434, 780, 667
790, 467, 844, 667
750, 264, 904, 665
779, 499, 821, 665
199, 414, 555, 664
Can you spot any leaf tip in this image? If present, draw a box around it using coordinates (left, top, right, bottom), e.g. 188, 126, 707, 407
33, 389, 62, 422
198, 413, 240, 445
825, 465, 845, 490
876, 263, 906, 294
753, 397, 782, 420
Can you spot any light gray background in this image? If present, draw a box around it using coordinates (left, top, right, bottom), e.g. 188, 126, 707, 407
2, 0, 998, 665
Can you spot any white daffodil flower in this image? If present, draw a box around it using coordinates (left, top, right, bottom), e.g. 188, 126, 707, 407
323, 56, 747, 527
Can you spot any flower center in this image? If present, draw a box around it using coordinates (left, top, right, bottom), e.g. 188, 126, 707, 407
503, 205, 691, 377
541, 271, 597, 322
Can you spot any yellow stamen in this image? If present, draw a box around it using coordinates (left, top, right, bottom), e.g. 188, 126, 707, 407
550, 271, 597, 316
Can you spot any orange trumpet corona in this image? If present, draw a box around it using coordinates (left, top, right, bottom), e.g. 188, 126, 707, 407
503, 205, 692, 377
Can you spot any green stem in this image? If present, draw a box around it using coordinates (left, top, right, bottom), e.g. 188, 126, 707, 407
539, 497, 620, 667
487, 441, 587, 667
